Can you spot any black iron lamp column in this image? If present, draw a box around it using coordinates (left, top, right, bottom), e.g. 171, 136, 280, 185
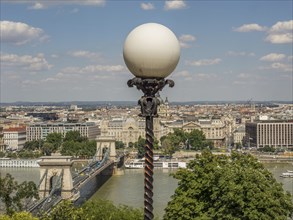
123, 23, 180, 220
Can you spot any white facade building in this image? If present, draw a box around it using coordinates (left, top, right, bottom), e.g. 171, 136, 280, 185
3, 127, 26, 150
246, 121, 293, 148
26, 122, 100, 141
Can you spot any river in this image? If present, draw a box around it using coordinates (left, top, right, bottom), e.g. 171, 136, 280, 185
0, 163, 292, 218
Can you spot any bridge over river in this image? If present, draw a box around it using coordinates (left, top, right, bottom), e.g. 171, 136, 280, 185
27, 136, 127, 215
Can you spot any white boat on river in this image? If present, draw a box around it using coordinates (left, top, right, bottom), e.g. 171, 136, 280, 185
280, 171, 293, 178
125, 159, 187, 169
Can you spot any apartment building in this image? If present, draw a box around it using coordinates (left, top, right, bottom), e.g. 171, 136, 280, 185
3, 126, 26, 150
26, 122, 100, 141
246, 120, 293, 148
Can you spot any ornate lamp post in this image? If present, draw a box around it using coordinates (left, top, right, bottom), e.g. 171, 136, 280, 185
123, 23, 180, 220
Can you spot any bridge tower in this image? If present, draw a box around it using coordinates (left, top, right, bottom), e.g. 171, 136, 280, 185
38, 156, 73, 199
95, 135, 116, 160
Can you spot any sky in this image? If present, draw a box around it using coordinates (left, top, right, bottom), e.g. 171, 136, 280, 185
1, 0, 292, 103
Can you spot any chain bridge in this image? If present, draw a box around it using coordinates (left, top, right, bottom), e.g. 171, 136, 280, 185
27, 136, 127, 215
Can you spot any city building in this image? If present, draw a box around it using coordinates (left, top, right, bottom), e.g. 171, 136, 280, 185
0, 126, 5, 152
175, 119, 226, 147
100, 117, 164, 147
26, 122, 100, 141
3, 126, 26, 151
245, 120, 293, 149
101, 116, 228, 148
233, 125, 246, 146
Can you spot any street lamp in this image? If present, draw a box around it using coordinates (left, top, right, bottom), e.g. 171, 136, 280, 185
123, 23, 180, 220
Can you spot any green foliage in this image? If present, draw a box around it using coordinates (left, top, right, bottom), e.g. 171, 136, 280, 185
164, 151, 293, 220
161, 128, 211, 152
40, 200, 83, 220
23, 140, 44, 151
81, 199, 143, 220
162, 138, 176, 157
235, 142, 242, 149
134, 136, 146, 158
0, 151, 6, 157
187, 129, 211, 150
60, 140, 96, 158
41, 143, 54, 156
153, 138, 159, 150
40, 199, 143, 220
45, 133, 63, 152
64, 131, 87, 142
0, 211, 38, 220
6, 152, 17, 159
258, 145, 275, 152
0, 174, 39, 216
115, 141, 125, 149
17, 150, 41, 159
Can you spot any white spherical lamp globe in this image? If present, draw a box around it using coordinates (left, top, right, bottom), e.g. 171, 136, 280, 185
123, 23, 180, 78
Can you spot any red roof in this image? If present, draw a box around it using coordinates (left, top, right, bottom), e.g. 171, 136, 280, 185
3, 126, 26, 132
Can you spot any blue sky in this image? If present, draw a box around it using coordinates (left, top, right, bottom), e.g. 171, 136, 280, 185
1, 0, 292, 102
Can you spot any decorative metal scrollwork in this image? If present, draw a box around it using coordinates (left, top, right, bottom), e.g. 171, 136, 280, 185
127, 77, 174, 117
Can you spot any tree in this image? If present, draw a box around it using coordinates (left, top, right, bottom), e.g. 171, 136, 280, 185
134, 136, 146, 158
41, 142, 55, 156
0, 174, 39, 216
161, 138, 176, 158
115, 141, 125, 149
0, 151, 5, 157
64, 131, 87, 142
0, 211, 38, 220
164, 151, 293, 220
60, 140, 96, 158
187, 129, 211, 150
23, 140, 44, 151
40, 199, 144, 220
45, 133, 63, 152
153, 138, 159, 150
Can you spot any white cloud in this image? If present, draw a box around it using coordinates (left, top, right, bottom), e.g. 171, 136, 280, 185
237, 73, 252, 79
259, 62, 292, 72
233, 24, 267, 32
29, 2, 46, 9
164, 0, 186, 10
0, 21, 48, 45
61, 65, 125, 75
195, 73, 217, 81
226, 51, 255, 57
1, 53, 52, 71
265, 33, 292, 44
186, 58, 222, 66
260, 53, 286, 62
173, 70, 192, 80
9, 0, 106, 9
270, 20, 293, 33
179, 34, 196, 42
141, 3, 155, 10
68, 50, 103, 61
271, 63, 292, 72
179, 34, 196, 48
234, 20, 293, 44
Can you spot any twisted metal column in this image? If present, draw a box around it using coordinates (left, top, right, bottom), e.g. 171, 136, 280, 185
128, 77, 174, 220
144, 115, 154, 219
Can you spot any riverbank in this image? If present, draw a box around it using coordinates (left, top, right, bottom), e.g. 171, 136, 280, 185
172, 151, 293, 163
0, 159, 40, 168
